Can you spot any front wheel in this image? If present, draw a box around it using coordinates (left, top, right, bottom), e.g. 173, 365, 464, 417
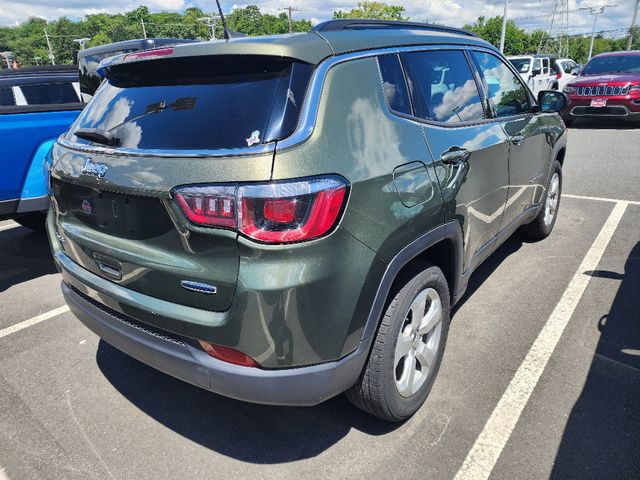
519, 160, 562, 240
346, 263, 450, 422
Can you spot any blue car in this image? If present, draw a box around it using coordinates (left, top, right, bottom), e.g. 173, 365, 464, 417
0, 65, 83, 230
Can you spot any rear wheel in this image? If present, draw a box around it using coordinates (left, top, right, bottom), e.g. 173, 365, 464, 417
520, 160, 562, 240
346, 263, 450, 422
14, 212, 47, 232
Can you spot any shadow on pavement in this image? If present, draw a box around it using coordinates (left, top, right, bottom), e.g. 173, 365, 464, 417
550, 242, 640, 479
96, 340, 400, 464
0, 226, 57, 292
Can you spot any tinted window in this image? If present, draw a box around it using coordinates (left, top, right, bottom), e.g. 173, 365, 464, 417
20, 82, 79, 105
69, 55, 312, 151
582, 54, 640, 75
510, 58, 531, 73
472, 51, 531, 118
378, 54, 411, 115
0, 87, 14, 106
401, 50, 484, 124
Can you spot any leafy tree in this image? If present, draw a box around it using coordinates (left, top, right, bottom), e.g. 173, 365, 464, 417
333, 2, 408, 21
464, 16, 529, 55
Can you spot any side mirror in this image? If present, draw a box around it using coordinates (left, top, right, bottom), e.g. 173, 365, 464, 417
532, 67, 542, 76
570, 67, 580, 75
538, 90, 567, 113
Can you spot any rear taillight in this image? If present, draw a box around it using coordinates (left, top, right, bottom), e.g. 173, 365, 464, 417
173, 176, 349, 244
198, 341, 258, 367
556, 71, 562, 79
125, 47, 174, 61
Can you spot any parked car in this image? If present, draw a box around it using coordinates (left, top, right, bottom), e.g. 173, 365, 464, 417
0, 65, 83, 229
562, 50, 640, 125
508, 54, 560, 94
47, 19, 568, 421
555, 57, 581, 91
78, 38, 198, 102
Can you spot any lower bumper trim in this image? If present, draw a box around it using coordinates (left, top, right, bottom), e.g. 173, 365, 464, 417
62, 281, 367, 406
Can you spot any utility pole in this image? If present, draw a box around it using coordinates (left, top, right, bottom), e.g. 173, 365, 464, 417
580, 6, 606, 61
499, 0, 509, 52
141, 18, 147, 39
280, 6, 297, 33
627, 0, 639, 50
44, 28, 55, 65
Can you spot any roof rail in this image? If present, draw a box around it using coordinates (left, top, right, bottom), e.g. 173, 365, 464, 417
311, 19, 478, 38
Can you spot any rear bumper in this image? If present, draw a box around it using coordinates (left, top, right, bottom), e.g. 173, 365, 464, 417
63, 281, 368, 406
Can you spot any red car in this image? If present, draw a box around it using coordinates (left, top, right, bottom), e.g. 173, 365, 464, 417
562, 50, 640, 125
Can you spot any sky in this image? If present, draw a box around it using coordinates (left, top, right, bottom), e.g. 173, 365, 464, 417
0, 0, 636, 37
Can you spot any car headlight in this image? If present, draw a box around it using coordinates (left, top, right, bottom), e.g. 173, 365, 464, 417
563, 85, 577, 94
629, 85, 640, 93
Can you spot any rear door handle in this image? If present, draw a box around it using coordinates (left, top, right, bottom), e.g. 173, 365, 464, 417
511, 134, 526, 146
440, 148, 470, 165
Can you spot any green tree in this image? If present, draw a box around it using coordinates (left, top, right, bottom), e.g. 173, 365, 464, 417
464, 16, 529, 55
333, 2, 408, 21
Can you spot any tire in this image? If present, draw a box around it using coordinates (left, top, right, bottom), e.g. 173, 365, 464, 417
14, 212, 47, 232
562, 117, 573, 127
519, 160, 562, 240
346, 263, 450, 422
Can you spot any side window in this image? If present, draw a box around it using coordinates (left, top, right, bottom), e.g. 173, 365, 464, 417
542, 58, 550, 75
19, 82, 79, 106
400, 50, 485, 124
377, 54, 412, 116
471, 51, 531, 119
0, 86, 15, 106
533, 58, 542, 72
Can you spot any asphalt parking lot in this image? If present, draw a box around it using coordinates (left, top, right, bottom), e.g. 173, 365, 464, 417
1, 120, 639, 480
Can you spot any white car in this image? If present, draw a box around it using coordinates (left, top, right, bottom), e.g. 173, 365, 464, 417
508, 54, 559, 95
555, 58, 581, 91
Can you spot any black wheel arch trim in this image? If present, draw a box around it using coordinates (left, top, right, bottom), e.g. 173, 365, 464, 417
360, 221, 463, 343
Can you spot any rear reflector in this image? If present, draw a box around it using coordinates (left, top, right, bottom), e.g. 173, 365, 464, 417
173, 175, 349, 244
198, 341, 259, 367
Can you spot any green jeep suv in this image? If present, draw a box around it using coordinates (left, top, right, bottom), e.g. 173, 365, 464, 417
47, 20, 568, 421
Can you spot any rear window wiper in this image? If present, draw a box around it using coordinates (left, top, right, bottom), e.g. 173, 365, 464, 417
74, 128, 121, 147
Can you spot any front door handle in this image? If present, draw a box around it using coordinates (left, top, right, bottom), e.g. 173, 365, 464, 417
440, 148, 470, 165
511, 134, 526, 146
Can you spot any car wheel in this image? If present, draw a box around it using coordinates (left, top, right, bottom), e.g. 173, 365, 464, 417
346, 263, 450, 422
14, 212, 47, 232
519, 160, 562, 240
562, 117, 574, 127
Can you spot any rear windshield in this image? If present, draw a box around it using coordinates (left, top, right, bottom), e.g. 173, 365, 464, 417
20, 82, 79, 105
582, 54, 640, 75
68, 55, 313, 151
510, 58, 531, 74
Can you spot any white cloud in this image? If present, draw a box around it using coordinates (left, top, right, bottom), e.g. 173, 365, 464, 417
0, 0, 634, 37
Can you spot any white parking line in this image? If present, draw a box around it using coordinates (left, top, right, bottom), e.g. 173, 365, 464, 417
0, 222, 19, 232
564, 193, 640, 205
454, 200, 628, 480
0, 306, 70, 339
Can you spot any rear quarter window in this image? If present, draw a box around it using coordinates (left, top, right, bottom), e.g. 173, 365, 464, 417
69, 55, 312, 151
377, 54, 412, 116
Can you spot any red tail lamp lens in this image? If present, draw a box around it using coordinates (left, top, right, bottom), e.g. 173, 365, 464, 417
125, 47, 174, 61
173, 176, 349, 244
198, 341, 258, 368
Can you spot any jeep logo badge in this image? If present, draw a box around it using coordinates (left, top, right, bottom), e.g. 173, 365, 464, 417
81, 158, 108, 179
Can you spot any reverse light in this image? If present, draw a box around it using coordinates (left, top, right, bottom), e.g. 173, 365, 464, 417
198, 341, 258, 367
173, 176, 349, 244
125, 47, 174, 62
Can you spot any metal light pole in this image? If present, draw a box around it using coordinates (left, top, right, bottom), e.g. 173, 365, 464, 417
73, 37, 91, 50
199, 16, 219, 40
586, 7, 604, 61
627, 0, 639, 50
44, 28, 55, 65
499, 0, 509, 53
